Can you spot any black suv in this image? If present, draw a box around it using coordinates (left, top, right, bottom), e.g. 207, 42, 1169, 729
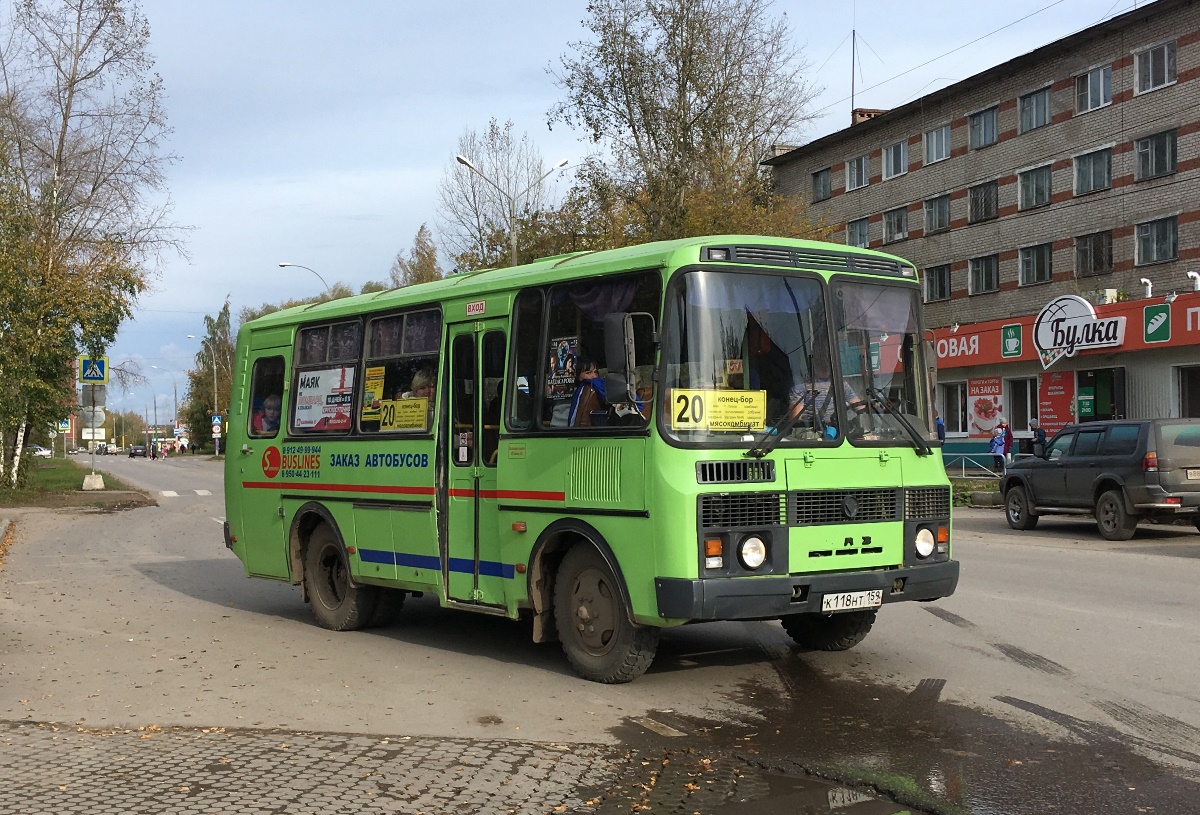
1001, 419, 1200, 540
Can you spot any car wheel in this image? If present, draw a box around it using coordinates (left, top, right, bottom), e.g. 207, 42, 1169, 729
1096, 489, 1138, 541
1005, 485, 1039, 530
554, 545, 659, 684
304, 523, 378, 630
781, 609, 876, 651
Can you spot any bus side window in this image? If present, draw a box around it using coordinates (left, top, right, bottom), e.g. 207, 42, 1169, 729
248, 356, 286, 438
508, 289, 545, 431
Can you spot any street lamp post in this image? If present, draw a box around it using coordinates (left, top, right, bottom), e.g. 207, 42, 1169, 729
278, 262, 331, 293
454, 155, 569, 267
151, 365, 178, 430
188, 335, 222, 455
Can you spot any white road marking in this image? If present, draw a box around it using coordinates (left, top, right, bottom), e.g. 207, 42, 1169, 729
160, 490, 178, 497
212, 517, 226, 524
631, 717, 687, 737
195, 489, 212, 496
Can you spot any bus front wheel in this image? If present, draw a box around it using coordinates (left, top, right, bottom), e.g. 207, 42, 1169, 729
304, 523, 377, 631
781, 609, 876, 651
554, 545, 659, 683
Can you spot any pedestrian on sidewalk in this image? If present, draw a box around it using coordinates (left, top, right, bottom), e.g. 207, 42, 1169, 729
1000, 417, 1014, 464
990, 421, 1007, 473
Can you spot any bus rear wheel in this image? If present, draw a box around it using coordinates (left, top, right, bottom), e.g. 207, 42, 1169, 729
554, 546, 659, 683
304, 523, 377, 631
781, 609, 876, 651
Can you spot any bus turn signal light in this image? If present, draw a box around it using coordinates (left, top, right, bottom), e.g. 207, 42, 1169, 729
704, 538, 722, 557
937, 526, 949, 543
512, 522, 527, 533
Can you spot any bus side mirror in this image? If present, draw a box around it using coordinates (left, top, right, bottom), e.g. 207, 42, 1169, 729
604, 312, 636, 402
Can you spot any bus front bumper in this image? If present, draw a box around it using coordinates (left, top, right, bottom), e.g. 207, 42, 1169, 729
654, 561, 960, 621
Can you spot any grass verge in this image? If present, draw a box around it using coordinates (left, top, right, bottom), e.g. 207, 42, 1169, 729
0, 457, 154, 510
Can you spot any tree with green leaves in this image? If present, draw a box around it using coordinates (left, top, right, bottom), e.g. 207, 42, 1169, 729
180, 299, 234, 454
549, 0, 817, 241
389, 224, 443, 288
0, 0, 177, 485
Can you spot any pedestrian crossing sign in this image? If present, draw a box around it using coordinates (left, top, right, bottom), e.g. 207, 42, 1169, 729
77, 355, 109, 384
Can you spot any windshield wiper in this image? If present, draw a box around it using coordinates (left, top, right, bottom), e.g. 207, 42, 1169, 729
744, 393, 807, 459
865, 386, 932, 456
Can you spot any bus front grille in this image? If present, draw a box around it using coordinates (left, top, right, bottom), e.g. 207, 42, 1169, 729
696, 460, 775, 484
699, 493, 784, 528
905, 486, 951, 519
789, 489, 899, 525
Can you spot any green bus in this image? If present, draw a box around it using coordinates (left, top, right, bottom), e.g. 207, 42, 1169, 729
224, 235, 959, 683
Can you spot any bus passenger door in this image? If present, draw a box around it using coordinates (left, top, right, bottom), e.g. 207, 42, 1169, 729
445, 322, 507, 607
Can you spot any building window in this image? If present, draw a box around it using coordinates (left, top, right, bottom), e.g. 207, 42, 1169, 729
846, 218, 869, 248
925, 124, 950, 164
1019, 88, 1051, 133
924, 194, 951, 233
969, 107, 998, 149
883, 207, 908, 243
1007, 378, 1037, 433
1135, 130, 1176, 180
1075, 66, 1112, 113
1136, 41, 1176, 93
811, 168, 831, 202
925, 264, 951, 302
940, 382, 968, 434
1018, 165, 1052, 210
1076, 231, 1112, 277
969, 181, 998, 222
1019, 243, 1053, 285
969, 254, 999, 294
883, 140, 908, 179
1074, 148, 1112, 195
1136, 217, 1178, 265
847, 155, 869, 190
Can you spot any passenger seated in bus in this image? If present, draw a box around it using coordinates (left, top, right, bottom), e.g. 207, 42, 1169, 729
251, 394, 282, 434
569, 359, 606, 426
402, 368, 436, 400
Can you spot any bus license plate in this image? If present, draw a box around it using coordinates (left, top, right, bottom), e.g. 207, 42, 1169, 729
822, 590, 883, 612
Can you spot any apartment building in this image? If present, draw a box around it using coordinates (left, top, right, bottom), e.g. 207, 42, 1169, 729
766, 0, 1200, 441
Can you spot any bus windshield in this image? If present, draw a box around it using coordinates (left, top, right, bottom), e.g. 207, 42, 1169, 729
663, 270, 934, 448
831, 279, 935, 446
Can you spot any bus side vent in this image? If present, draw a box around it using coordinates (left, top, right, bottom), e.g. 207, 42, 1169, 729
569, 446, 622, 503
696, 460, 775, 484
904, 486, 951, 519
789, 489, 899, 526
699, 493, 784, 528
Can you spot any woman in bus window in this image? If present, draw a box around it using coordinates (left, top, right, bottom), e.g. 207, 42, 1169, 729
252, 394, 282, 434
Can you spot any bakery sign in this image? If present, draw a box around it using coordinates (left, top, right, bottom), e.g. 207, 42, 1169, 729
1033, 295, 1126, 369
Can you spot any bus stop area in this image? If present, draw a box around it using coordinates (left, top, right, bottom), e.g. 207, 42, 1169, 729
1, 720, 918, 814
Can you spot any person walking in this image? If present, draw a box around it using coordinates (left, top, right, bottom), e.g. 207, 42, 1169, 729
934, 410, 946, 442
1030, 418, 1047, 456
989, 421, 1007, 473
1000, 417, 1014, 463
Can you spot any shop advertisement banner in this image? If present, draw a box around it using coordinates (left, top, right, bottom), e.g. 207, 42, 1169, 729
967, 377, 1003, 438
294, 365, 355, 431
1038, 371, 1075, 435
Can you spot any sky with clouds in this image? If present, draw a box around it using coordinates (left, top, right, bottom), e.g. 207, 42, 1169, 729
110, 0, 1137, 419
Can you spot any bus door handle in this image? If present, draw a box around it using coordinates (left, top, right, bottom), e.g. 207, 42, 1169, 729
241, 443, 253, 455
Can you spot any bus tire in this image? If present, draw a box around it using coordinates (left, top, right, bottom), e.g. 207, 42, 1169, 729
304, 523, 377, 631
554, 545, 659, 684
781, 609, 876, 651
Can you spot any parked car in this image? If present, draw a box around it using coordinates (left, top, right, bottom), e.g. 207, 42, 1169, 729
1001, 419, 1200, 540
26, 444, 52, 458
128, 444, 148, 458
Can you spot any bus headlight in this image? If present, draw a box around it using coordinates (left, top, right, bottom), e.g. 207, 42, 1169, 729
914, 528, 936, 559
739, 536, 767, 570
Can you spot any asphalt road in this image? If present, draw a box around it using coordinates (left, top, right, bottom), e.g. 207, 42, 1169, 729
3, 457, 1199, 813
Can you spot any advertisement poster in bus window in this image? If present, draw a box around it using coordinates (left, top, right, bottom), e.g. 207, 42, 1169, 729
1038, 372, 1075, 435
967, 377, 1003, 437
361, 366, 385, 422
295, 365, 355, 430
546, 336, 578, 400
